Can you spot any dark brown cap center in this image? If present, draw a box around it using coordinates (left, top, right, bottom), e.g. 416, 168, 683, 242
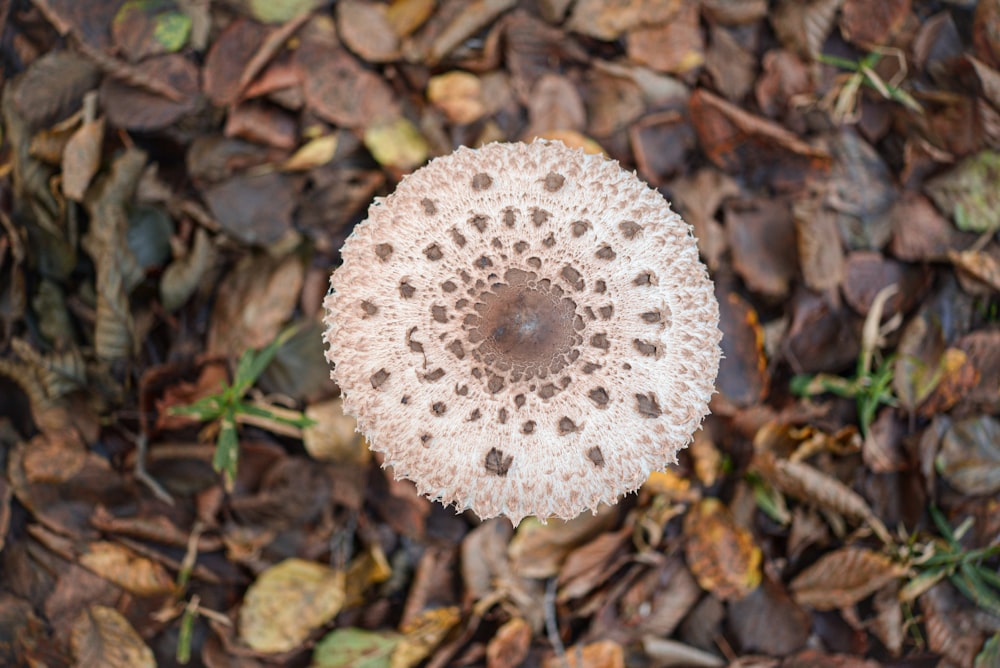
465, 268, 580, 378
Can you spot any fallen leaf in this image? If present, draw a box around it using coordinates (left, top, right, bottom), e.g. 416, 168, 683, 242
925, 150, 1000, 233
363, 117, 429, 171
79, 541, 175, 596
61, 116, 105, 201
392, 606, 462, 668
683, 498, 762, 600
312, 627, 400, 668
427, 71, 486, 125
282, 134, 339, 171
936, 416, 1000, 496
542, 639, 624, 668
70, 606, 155, 668
566, 0, 682, 41
790, 547, 907, 610
486, 617, 532, 668
239, 558, 346, 653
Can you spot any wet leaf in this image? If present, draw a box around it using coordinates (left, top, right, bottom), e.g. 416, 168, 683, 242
790, 547, 907, 609
683, 498, 762, 600
936, 416, 1000, 496
239, 558, 346, 653
70, 606, 155, 668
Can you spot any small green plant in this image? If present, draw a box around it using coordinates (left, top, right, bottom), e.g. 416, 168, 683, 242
791, 353, 896, 437
791, 284, 900, 437
900, 506, 1000, 617
170, 326, 314, 489
817, 47, 923, 123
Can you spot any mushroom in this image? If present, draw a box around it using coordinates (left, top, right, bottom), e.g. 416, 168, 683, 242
323, 140, 721, 524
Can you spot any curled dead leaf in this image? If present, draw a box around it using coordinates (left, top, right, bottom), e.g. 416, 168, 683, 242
683, 498, 762, 601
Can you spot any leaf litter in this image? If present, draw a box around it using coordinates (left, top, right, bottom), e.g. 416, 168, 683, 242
1, 1, 1000, 666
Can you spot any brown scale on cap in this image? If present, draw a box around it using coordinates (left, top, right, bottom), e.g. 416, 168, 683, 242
323, 141, 721, 524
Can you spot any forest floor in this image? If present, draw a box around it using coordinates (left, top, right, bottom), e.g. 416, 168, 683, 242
1, 0, 1000, 667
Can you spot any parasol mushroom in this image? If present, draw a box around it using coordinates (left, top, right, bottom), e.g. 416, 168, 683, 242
323, 140, 721, 524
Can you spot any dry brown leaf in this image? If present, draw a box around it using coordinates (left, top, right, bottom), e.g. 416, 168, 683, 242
771, 0, 844, 58
839, 0, 911, 48
921, 582, 986, 667
427, 71, 486, 125
716, 291, 769, 409
752, 452, 891, 543
337, 0, 401, 62
557, 527, 631, 602
626, 2, 704, 75
61, 116, 105, 201
683, 498, 762, 601
206, 251, 304, 356
936, 416, 1000, 496
949, 247, 1000, 293
70, 605, 155, 668
668, 168, 739, 271
567, 0, 682, 41
486, 617, 532, 668
508, 510, 617, 579
238, 558, 346, 653
725, 197, 797, 299
794, 196, 846, 292
78, 541, 175, 596
790, 547, 906, 610
543, 640, 624, 668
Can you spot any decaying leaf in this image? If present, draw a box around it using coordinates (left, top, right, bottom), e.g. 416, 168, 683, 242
790, 547, 907, 610
683, 498, 762, 600
70, 605, 155, 668
752, 451, 891, 543
936, 416, 1000, 496
238, 558, 346, 653
312, 627, 400, 667
78, 541, 175, 596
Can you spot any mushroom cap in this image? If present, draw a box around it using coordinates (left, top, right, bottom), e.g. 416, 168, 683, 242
323, 140, 721, 524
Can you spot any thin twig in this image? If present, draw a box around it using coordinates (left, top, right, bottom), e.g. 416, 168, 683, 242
544, 577, 568, 667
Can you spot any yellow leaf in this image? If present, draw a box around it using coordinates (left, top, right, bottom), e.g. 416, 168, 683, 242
239, 558, 346, 653
364, 117, 428, 171
282, 134, 339, 171
391, 607, 461, 668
